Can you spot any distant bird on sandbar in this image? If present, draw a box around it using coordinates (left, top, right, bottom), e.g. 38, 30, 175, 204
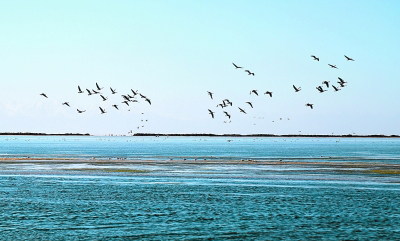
145, 98, 151, 105
232, 63, 242, 69
316, 86, 327, 93
305, 103, 314, 109
246, 102, 253, 108
77, 109, 86, 113
238, 107, 247, 114
311, 55, 319, 61
328, 64, 338, 69
344, 55, 354, 61
293, 85, 301, 92
245, 70, 255, 76
78, 86, 84, 93
96, 82, 103, 90
40, 93, 48, 98
110, 87, 117, 94
112, 104, 119, 110
62, 102, 70, 107
250, 90, 258, 96
86, 89, 92, 96
332, 85, 341, 92
264, 91, 273, 97
322, 81, 330, 88
100, 95, 108, 101
223, 111, 231, 119
208, 109, 215, 118
207, 91, 214, 100
99, 107, 106, 114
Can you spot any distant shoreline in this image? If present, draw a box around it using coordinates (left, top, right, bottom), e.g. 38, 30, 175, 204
0, 132, 399, 138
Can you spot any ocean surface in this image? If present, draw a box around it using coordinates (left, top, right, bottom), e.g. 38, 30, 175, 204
1, 136, 400, 240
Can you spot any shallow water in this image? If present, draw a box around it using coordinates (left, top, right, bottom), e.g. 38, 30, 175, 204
1, 136, 400, 240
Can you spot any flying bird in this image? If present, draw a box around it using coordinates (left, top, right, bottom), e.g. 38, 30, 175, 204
311, 55, 319, 61
145, 98, 151, 105
332, 85, 341, 92
293, 85, 301, 92
62, 102, 70, 107
96, 82, 103, 90
122, 101, 129, 106
86, 89, 92, 96
264, 91, 273, 97
112, 104, 119, 110
250, 90, 258, 96
100, 95, 108, 101
131, 89, 138, 95
78, 86, 84, 93
328, 64, 338, 69
207, 91, 213, 100
338, 77, 347, 84
110, 87, 117, 94
232, 63, 242, 69
344, 55, 354, 61
223, 111, 231, 119
305, 103, 314, 109
322, 81, 330, 88
245, 70, 255, 76
92, 89, 100, 94
208, 109, 215, 118
77, 109, 86, 113
238, 107, 247, 114
40, 93, 48, 98
99, 107, 106, 114
246, 102, 253, 108
316, 86, 327, 93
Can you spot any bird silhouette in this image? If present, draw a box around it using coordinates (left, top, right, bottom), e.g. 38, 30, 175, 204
131, 89, 138, 95
305, 103, 314, 109
207, 91, 214, 100
92, 89, 100, 94
122, 101, 129, 106
96, 82, 103, 90
86, 89, 92, 96
311, 55, 319, 61
246, 102, 253, 108
62, 102, 70, 107
316, 86, 327, 93
264, 91, 273, 97
344, 55, 354, 61
232, 63, 242, 69
293, 85, 301, 92
322, 81, 330, 88
112, 104, 119, 110
338, 77, 347, 84
223, 111, 231, 119
238, 107, 247, 114
250, 90, 258, 96
78, 86, 84, 93
77, 109, 86, 113
100, 95, 108, 101
99, 107, 106, 114
245, 70, 255, 76
332, 85, 341, 92
40, 93, 48, 98
110, 87, 117, 94
208, 109, 215, 118
328, 64, 338, 69
145, 98, 151, 105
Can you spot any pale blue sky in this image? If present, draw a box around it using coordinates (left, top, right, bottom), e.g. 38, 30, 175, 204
1, 1, 399, 135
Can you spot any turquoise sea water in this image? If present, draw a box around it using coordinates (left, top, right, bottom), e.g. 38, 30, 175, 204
1, 136, 400, 240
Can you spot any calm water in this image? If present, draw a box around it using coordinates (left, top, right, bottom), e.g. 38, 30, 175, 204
1, 136, 400, 240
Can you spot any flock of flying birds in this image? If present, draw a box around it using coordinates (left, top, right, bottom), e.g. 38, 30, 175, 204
39, 83, 152, 130
207, 54, 354, 120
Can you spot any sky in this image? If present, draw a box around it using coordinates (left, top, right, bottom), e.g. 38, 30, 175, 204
0, 1, 399, 135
